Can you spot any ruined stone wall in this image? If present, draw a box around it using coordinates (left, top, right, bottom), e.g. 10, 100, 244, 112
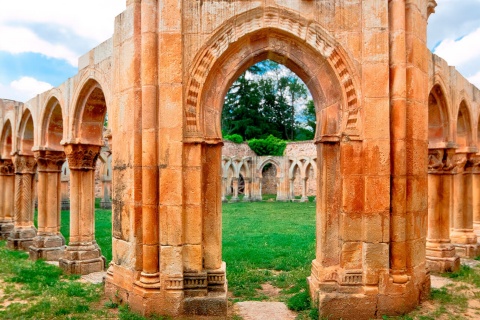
284, 141, 316, 157
222, 141, 256, 157
261, 165, 277, 195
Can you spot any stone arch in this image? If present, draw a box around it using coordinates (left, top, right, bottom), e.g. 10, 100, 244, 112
185, 6, 361, 142
70, 76, 109, 146
428, 83, 450, 147
456, 100, 473, 150
288, 159, 302, 180
0, 120, 13, 159
17, 108, 35, 155
258, 158, 281, 179
40, 96, 64, 150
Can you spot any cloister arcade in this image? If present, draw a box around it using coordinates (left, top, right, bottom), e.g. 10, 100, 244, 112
1, 0, 480, 318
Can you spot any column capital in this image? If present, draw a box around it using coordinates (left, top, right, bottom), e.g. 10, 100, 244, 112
12, 154, 37, 174
428, 149, 468, 174
64, 144, 101, 170
0, 159, 14, 175
34, 150, 66, 173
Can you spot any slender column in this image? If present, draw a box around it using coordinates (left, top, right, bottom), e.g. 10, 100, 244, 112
203, 143, 226, 292
472, 155, 480, 236
7, 154, 37, 250
426, 149, 459, 272
100, 179, 112, 209
29, 150, 66, 261
0, 159, 15, 239
231, 177, 239, 202
221, 177, 227, 202
289, 178, 295, 199
301, 177, 308, 202
243, 177, 251, 201
450, 153, 480, 257
59, 144, 105, 274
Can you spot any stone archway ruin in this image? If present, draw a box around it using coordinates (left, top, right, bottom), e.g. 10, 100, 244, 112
1, 1, 480, 319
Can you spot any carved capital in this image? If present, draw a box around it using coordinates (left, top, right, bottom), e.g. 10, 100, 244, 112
0, 159, 14, 175
13, 155, 37, 174
451, 153, 468, 174
64, 144, 100, 170
34, 150, 66, 173
428, 149, 455, 173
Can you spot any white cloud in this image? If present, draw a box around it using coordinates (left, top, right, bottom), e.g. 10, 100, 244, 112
469, 70, 480, 89
0, 0, 125, 66
0, 1, 125, 43
0, 26, 78, 66
0, 77, 53, 102
434, 27, 480, 68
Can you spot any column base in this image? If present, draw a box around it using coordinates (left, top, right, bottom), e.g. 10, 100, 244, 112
7, 226, 37, 251
59, 242, 106, 275
29, 234, 66, 261
0, 221, 14, 240
300, 196, 309, 202
474, 222, 480, 237
426, 242, 460, 272
452, 243, 480, 258
100, 200, 112, 209
229, 197, 239, 203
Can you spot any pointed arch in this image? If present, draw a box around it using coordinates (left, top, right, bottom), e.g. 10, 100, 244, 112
456, 100, 473, 150
428, 83, 450, 147
17, 108, 35, 155
40, 96, 64, 150
0, 120, 13, 159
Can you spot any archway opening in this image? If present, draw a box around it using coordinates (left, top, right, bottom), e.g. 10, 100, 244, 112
0, 120, 13, 160
456, 101, 472, 150
220, 59, 317, 304
428, 85, 449, 147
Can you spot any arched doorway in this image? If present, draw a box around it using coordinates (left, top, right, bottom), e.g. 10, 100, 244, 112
29, 97, 68, 261
59, 79, 108, 274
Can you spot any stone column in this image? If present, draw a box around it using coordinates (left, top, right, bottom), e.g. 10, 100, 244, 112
243, 177, 251, 202
230, 177, 239, 202
301, 177, 309, 202
0, 159, 15, 239
29, 150, 66, 261
100, 179, 112, 209
426, 149, 459, 272
7, 154, 37, 250
450, 153, 480, 258
472, 155, 480, 236
289, 178, 295, 200
59, 144, 105, 274
221, 177, 227, 202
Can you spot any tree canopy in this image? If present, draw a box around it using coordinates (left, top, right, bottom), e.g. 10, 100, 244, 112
222, 60, 315, 142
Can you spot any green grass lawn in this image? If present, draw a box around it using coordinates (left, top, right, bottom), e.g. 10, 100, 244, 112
17, 200, 317, 318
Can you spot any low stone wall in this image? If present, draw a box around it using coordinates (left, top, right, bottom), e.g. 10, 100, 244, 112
284, 141, 316, 157
222, 141, 257, 157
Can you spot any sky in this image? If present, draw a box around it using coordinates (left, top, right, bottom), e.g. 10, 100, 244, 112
0, 0, 479, 102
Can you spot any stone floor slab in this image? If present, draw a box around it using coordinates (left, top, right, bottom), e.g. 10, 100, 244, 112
235, 301, 297, 320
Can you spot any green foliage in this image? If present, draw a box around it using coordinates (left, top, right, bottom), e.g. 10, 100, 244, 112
444, 264, 480, 287
248, 134, 286, 156
222, 60, 313, 141
287, 291, 311, 311
224, 133, 244, 144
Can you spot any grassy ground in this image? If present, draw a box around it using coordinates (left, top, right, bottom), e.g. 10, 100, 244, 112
6, 200, 480, 319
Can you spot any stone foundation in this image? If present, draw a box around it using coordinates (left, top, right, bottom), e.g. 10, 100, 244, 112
29, 234, 66, 261
7, 226, 37, 251
59, 242, 106, 275
0, 222, 14, 240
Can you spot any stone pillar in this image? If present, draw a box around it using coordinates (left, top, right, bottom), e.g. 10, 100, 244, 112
426, 149, 459, 272
29, 150, 66, 261
301, 177, 309, 202
7, 154, 37, 250
472, 155, 480, 236
230, 177, 239, 202
289, 178, 295, 200
0, 159, 15, 239
243, 177, 251, 201
100, 179, 112, 209
0, 159, 15, 240
450, 153, 480, 257
221, 177, 227, 202
59, 144, 105, 274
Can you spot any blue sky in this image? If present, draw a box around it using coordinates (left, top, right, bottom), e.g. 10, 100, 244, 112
0, 0, 479, 102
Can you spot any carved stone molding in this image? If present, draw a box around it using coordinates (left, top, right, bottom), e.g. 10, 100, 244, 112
0, 159, 14, 175
428, 149, 452, 173
13, 155, 37, 174
34, 150, 66, 173
452, 153, 468, 174
64, 144, 101, 170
